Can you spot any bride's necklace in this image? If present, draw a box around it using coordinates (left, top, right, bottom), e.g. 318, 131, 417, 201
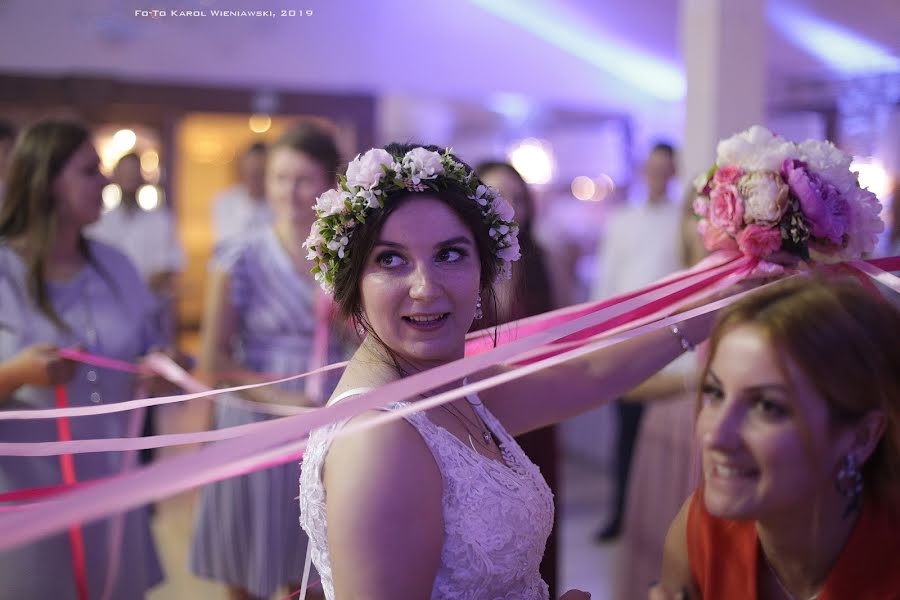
439, 402, 495, 451
763, 551, 821, 600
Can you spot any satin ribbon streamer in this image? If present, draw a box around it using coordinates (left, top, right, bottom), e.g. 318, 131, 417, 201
0, 254, 897, 551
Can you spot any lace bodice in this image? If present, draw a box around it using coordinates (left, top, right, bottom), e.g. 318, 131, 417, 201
299, 391, 554, 599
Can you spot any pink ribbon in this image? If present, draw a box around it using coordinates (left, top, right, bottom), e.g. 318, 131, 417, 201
1, 255, 896, 548
0, 260, 748, 548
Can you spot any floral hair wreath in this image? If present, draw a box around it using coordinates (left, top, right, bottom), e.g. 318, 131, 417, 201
693, 125, 883, 264
304, 146, 521, 294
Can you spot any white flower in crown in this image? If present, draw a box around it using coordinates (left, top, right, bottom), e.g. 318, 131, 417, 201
314, 188, 351, 217
346, 148, 394, 189
305, 145, 521, 294
497, 234, 521, 262
490, 195, 515, 222
471, 184, 491, 207
303, 221, 326, 259
401, 148, 444, 185
356, 187, 382, 209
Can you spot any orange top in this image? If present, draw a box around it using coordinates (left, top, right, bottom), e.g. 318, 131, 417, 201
686, 489, 900, 600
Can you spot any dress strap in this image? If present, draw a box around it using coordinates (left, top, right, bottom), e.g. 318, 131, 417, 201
326, 387, 375, 407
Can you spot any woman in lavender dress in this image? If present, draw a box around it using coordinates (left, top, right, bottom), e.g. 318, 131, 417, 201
190, 123, 348, 600
0, 121, 164, 598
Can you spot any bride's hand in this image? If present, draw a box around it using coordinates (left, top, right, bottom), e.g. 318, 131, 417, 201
559, 589, 591, 600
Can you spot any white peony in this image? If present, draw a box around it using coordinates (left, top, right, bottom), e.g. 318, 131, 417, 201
314, 189, 350, 217
716, 125, 797, 172
795, 138, 856, 193
738, 172, 789, 225
346, 148, 394, 189
401, 148, 444, 184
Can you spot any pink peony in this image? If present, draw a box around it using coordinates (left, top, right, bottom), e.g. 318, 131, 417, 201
713, 164, 744, 186
708, 184, 745, 235
736, 224, 782, 258
698, 219, 738, 252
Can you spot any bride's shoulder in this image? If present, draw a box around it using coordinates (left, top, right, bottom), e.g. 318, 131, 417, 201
323, 407, 441, 502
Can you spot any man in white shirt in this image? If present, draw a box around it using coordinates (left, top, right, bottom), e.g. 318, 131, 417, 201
87, 153, 185, 338
211, 142, 273, 246
591, 142, 682, 542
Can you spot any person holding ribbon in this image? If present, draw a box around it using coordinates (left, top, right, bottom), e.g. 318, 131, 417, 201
0, 121, 164, 598
642, 126, 899, 600
190, 122, 349, 600
649, 276, 900, 600
297, 143, 723, 600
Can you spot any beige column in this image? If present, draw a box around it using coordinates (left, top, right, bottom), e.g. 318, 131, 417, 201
680, 0, 767, 178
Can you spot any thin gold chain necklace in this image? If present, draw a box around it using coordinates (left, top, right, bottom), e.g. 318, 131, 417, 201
762, 552, 821, 600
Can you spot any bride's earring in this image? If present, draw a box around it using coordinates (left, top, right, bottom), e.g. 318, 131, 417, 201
474, 293, 483, 321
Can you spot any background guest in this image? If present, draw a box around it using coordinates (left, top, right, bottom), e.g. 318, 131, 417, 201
211, 142, 272, 246
190, 123, 348, 600
0, 120, 164, 599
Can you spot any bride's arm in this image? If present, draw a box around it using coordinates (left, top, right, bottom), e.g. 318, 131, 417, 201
480, 311, 714, 437
324, 412, 443, 599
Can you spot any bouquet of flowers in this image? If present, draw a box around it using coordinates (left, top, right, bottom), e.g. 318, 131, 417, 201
693, 126, 884, 263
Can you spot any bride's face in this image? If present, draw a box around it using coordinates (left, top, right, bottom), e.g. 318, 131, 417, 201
359, 197, 481, 369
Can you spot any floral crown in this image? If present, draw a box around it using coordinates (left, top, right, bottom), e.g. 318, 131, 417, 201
693, 125, 884, 263
304, 146, 521, 294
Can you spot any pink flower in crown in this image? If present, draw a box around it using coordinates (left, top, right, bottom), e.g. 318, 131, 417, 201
781, 159, 849, 244
713, 164, 744, 186
698, 219, 738, 251
736, 223, 782, 258
708, 184, 745, 235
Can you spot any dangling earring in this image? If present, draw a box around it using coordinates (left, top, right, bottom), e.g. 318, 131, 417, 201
474, 293, 483, 321
835, 453, 863, 518
355, 320, 366, 338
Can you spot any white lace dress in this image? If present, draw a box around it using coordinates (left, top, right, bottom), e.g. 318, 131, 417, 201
299, 390, 554, 599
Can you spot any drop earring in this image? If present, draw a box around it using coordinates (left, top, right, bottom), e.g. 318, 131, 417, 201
835, 453, 863, 518
474, 293, 483, 321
